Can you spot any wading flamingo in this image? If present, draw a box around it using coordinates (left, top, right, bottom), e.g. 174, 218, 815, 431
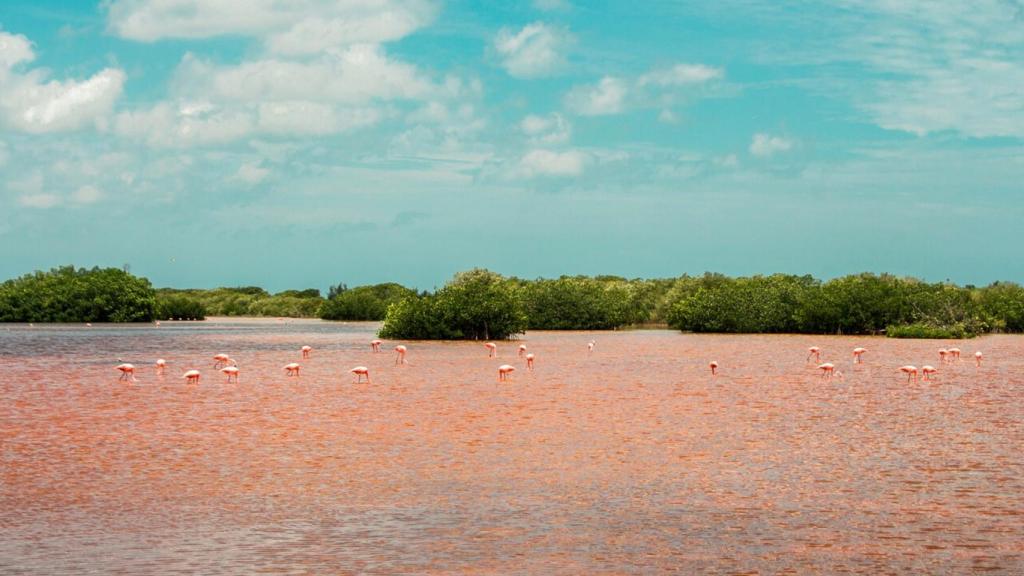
975, 351, 983, 367
221, 366, 239, 383
807, 346, 821, 363
155, 359, 167, 374
518, 344, 527, 357
948, 348, 961, 361
395, 345, 407, 365
899, 365, 918, 383
350, 366, 370, 383
213, 354, 231, 368
921, 365, 937, 380
485, 342, 497, 357
284, 363, 301, 376
498, 364, 515, 381
588, 341, 596, 353
301, 345, 312, 359
853, 347, 867, 363
371, 339, 382, 353
183, 370, 201, 384
709, 361, 718, 376
525, 353, 535, 370
818, 363, 836, 380
116, 363, 136, 382
938, 349, 948, 364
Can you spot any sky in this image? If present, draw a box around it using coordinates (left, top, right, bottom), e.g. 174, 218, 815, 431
1, 0, 1022, 292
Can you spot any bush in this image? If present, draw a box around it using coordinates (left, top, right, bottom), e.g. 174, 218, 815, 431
0, 266, 157, 322
320, 283, 416, 321
379, 269, 526, 340
156, 294, 206, 320
886, 323, 974, 339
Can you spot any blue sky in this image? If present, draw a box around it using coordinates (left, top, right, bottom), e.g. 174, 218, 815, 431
1, 0, 1022, 292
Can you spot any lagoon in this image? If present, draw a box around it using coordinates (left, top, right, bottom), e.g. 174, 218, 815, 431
1, 319, 1022, 573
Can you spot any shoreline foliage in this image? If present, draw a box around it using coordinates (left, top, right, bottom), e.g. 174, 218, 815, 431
320, 283, 416, 321
0, 266, 156, 322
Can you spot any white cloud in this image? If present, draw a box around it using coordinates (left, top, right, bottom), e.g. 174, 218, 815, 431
106, 0, 436, 52
638, 63, 723, 86
18, 194, 60, 209
235, 162, 270, 185
115, 101, 253, 147
565, 76, 627, 116
750, 133, 793, 157
520, 112, 570, 144
520, 148, 587, 177
71, 185, 103, 204
0, 32, 125, 133
494, 22, 571, 78
0, 30, 34, 68
0, 141, 8, 167
258, 101, 380, 135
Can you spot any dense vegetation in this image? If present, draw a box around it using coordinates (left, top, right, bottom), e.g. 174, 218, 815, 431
379, 269, 528, 340
320, 283, 417, 321
155, 287, 324, 318
5, 265, 1024, 338
0, 266, 156, 322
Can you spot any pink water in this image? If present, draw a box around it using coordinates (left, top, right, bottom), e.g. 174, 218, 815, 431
1, 319, 1022, 573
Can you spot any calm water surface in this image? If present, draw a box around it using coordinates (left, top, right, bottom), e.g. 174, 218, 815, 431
1, 319, 1022, 574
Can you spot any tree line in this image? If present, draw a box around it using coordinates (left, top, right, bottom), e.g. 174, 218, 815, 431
3, 266, 1024, 340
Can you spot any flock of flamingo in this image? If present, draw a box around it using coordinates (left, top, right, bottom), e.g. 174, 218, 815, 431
113, 336, 983, 386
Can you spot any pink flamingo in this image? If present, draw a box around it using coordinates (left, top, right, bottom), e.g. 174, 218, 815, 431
921, 365, 937, 380
395, 345, 407, 365
948, 347, 961, 361
518, 344, 527, 357
485, 342, 497, 357
155, 359, 167, 375
938, 349, 948, 364
301, 345, 312, 359
975, 351, 983, 366
709, 361, 718, 376
498, 364, 515, 381
221, 366, 240, 383
807, 346, 821, 363
183, 370, 201, 384
588, 341, 595, 353
852, 347, 867, 363
371, 339, 382, 353
116, 363, 136, 382
213, 353, 231, 368
899, 365, 918, 383
350, 366, 370, 383
284, 363, 301, 376
525, 353, 535, 371
818, 363, 836, 380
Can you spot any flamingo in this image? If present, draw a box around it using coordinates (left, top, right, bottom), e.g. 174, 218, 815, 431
518, 344, 527, 357
395, 345, 407, 365
350, 366, 370, 383
709, 361, 718, 376
975, 351, 983, 367
852, 347, 867, 363
818, 363, 836, 380
371, 339, 382, 353
525, 353, 535, 371
807, 346, 821, 363
301, 345, 312, 359
588, 341, 595, 353
284, 363, 301, 376
485, 342, 497, 357
498, 364, 515, 381
155, 359, 167, 374
221, 366, 240, 383
938, 349, 948, 364
899, 365, 918, 383
948, 348, 961, 361
116, 363, 136, 382
183, 370, 201, 384
213, 354, 231, 368
921, 365, 938, 380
